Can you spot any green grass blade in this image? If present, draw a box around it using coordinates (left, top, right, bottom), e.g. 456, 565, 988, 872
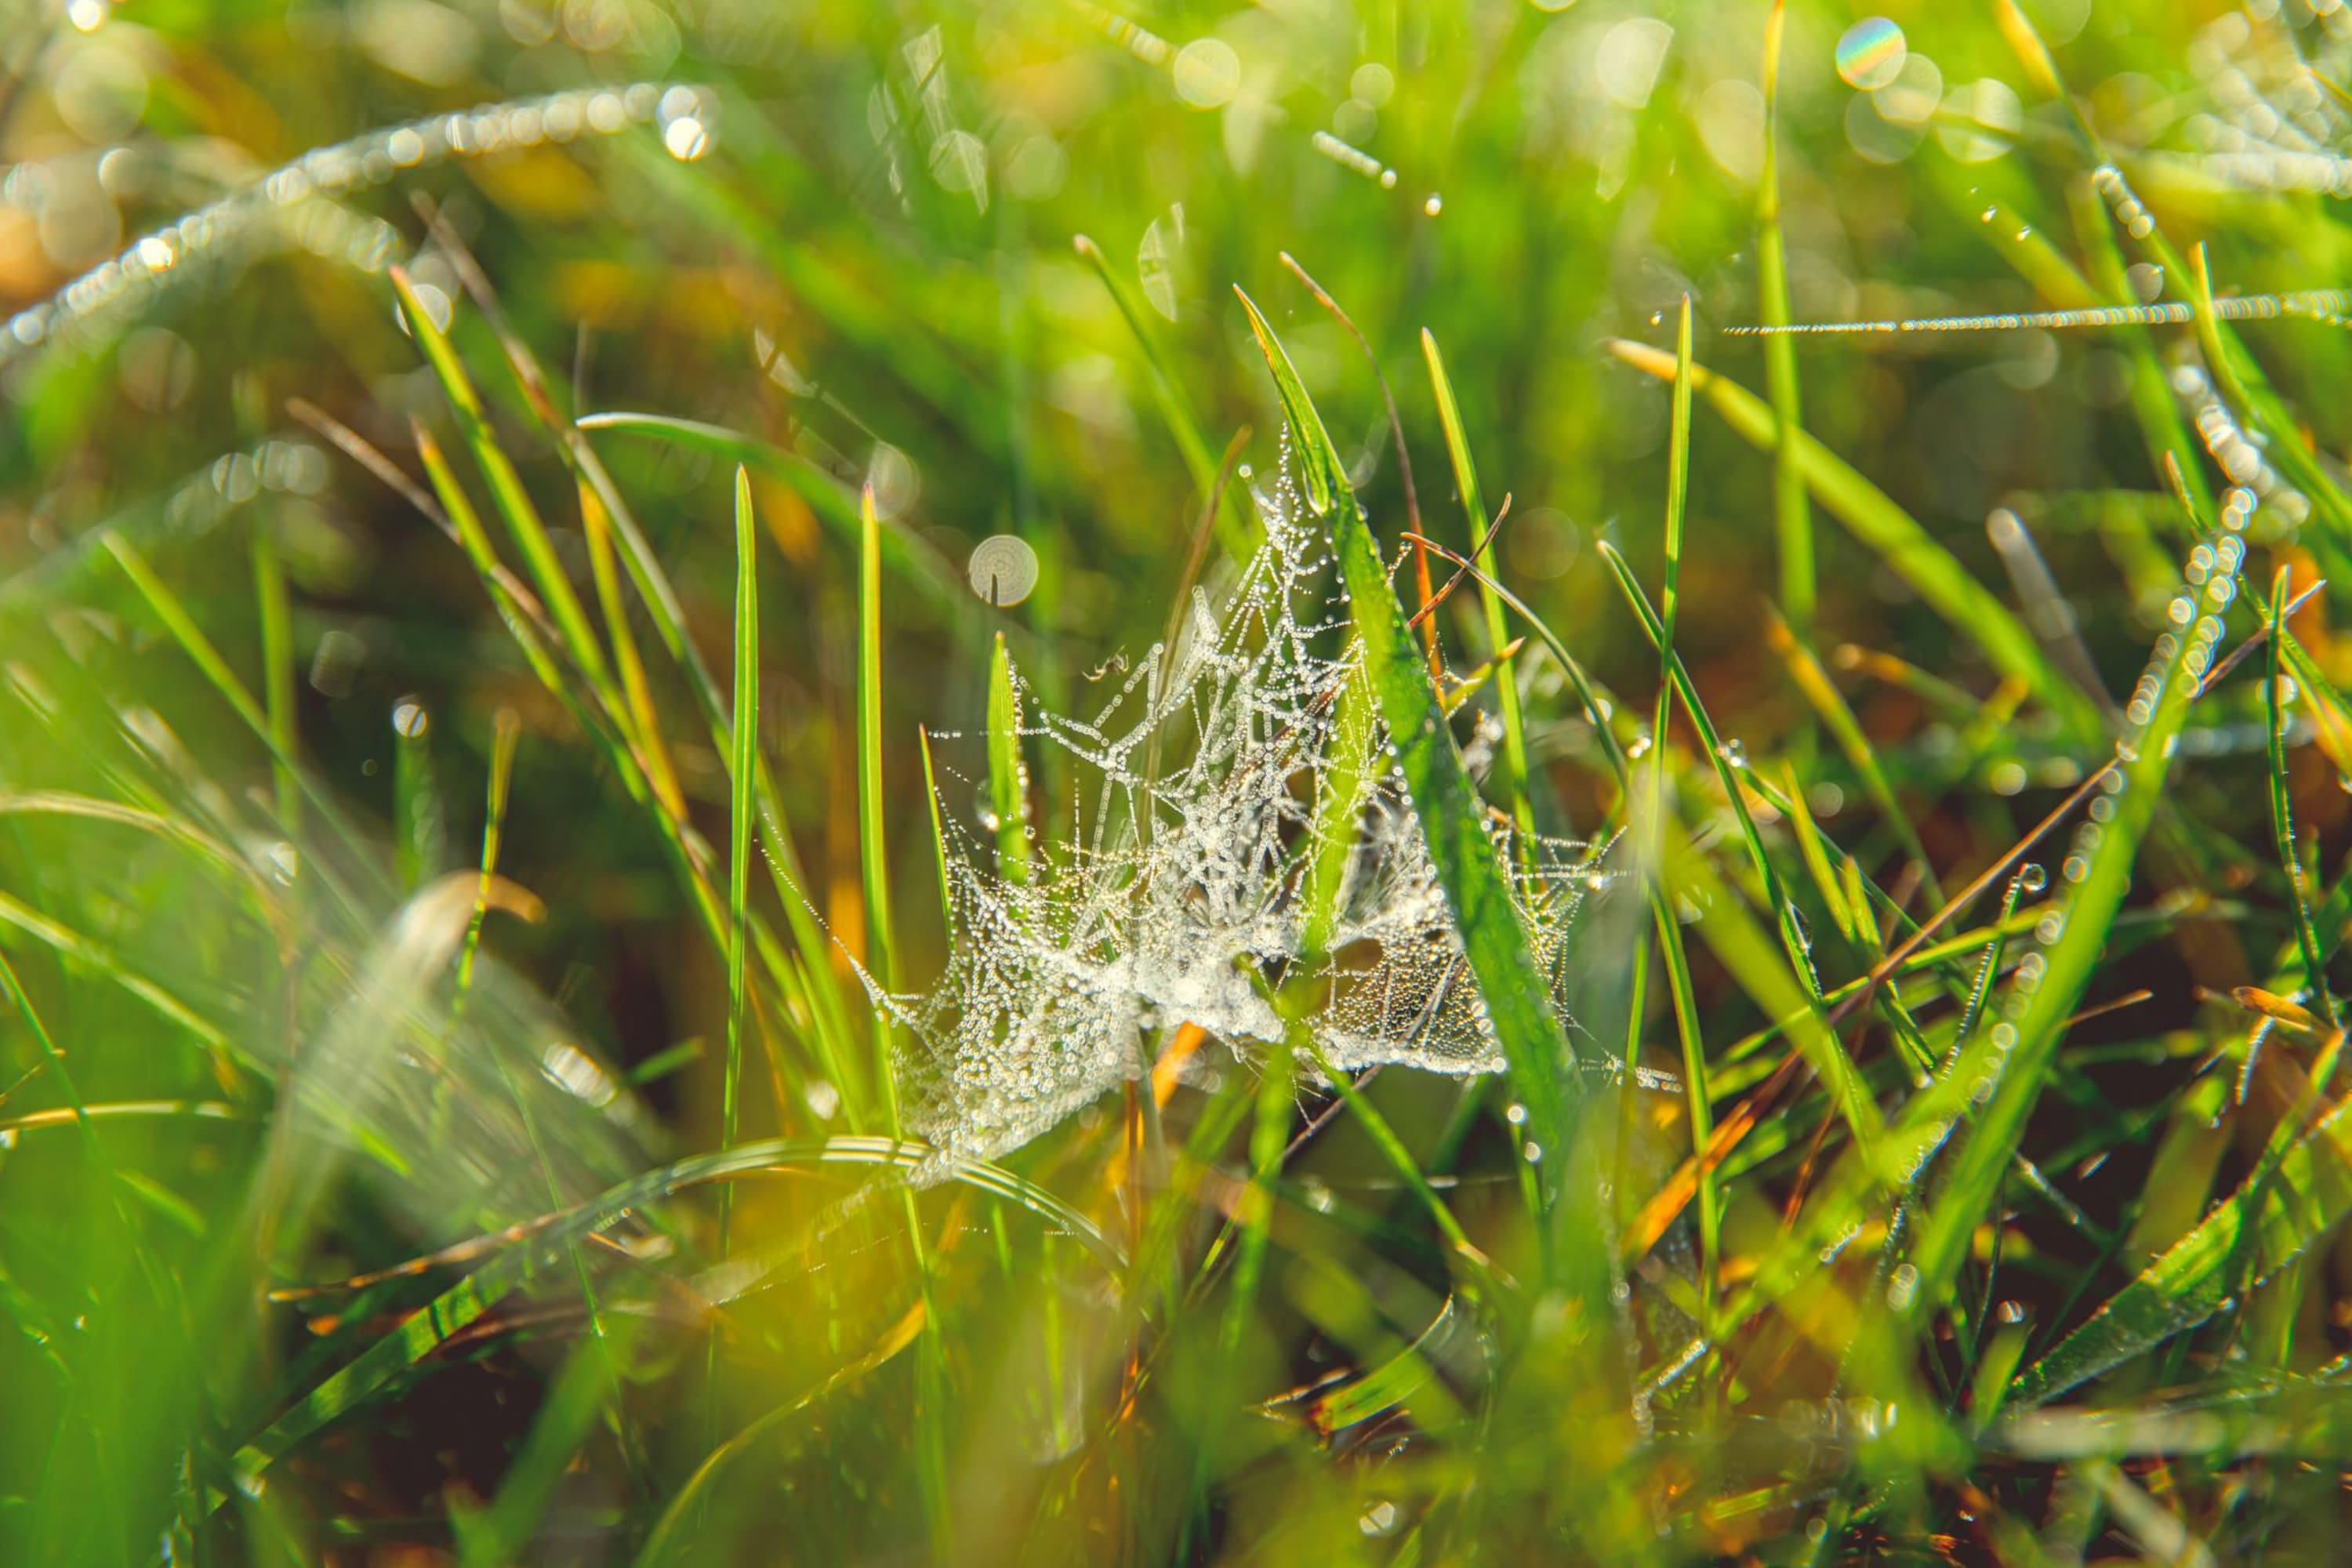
100, 530, 366, 865
1755, 0, 1814, 641
723, 467, 759, 1254
857, 483, 898, 1096
2267, 569, 2336, 1028
1649, 299, 1720, 1315
2010, 1094, 2352, 1406
916, 726, 953, 932
1906, 572, 2218, 1327
986, 632, 1029, 886
1766, 611, 1942, 903
390, 699, 444, 892
1423, 328, 1531, 829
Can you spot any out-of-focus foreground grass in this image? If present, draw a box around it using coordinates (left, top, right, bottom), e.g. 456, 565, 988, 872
7, 0, 2352, 1561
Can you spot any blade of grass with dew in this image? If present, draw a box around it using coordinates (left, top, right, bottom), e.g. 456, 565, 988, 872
1279, 252, 1439, 677
2275, 631, 2352, 792
1648, 300, 1721, 1321
390, 696, 444, 892
1778, 764, 1935, 1079
2009, 728, 2352, 1406
987, 631, 1029, 886
916, 726, 952, 932
2267, 568, 2337, 1028
1756, 0, 1813, 641
2009, 1091, 2352, 1407
1236, 285, 1578, 1200
854, 478, 949, 1555
2060, 176, 2216, 531
1422, 328, 1532, 835
2180, 241, 2352, 546
1904, 586, 2213, 1336
1694, 603, 2309, 1334
1603, 342, 2102, 742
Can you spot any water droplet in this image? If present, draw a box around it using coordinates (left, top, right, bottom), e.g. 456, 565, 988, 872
391, 699, 428, 739
1504, 1102, 1528, 1126
1835, 17, 1907, 91
967, 534, 1040, 607
1886, 1261, 1920, 1310
2015, 862, 2047, 894
662, 115, 711, 162
1171, 38, 1241, 109
1422, 193, 1443, 216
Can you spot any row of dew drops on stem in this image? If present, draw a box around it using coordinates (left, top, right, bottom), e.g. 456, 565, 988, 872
0, 79, 717, 379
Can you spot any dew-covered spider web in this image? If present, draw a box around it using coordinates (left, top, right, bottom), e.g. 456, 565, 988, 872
877, 461, 1624, 1163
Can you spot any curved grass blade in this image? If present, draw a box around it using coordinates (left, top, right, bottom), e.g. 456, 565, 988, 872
222, 1136, 1120, 1504
2010, 1093, 2352, 1406
1422, 328, 1531, 827
391, 269, 614, 702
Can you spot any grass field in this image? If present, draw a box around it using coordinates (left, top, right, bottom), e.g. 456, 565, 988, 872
5, 0, 2352, 1561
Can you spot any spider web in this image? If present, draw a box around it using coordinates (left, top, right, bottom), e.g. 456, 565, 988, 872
881, 464, 1617, 1162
